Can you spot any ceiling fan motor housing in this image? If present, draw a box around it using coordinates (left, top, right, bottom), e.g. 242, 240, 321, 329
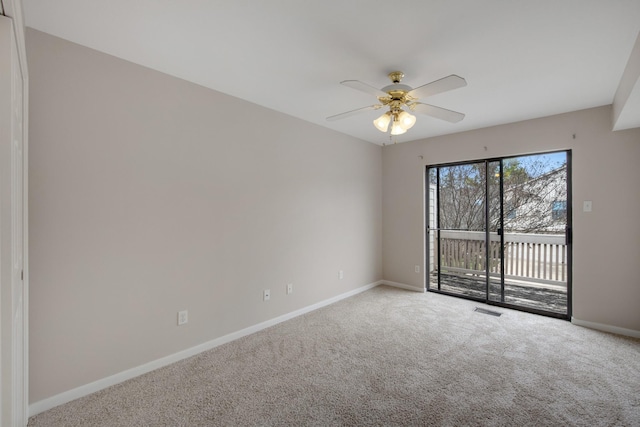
379, 84, 415, 111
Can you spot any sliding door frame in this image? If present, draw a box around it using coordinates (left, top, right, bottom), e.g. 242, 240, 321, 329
426, 150, 572, 320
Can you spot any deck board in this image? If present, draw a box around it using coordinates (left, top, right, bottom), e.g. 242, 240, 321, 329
429, 273, 567, 314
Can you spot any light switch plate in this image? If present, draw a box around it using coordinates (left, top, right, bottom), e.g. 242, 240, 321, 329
178, 310, 188, 326
583, 200, 592, 212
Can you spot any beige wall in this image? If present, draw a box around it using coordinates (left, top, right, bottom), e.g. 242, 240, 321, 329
27, 29, 382, 402
382, 105, 640, 332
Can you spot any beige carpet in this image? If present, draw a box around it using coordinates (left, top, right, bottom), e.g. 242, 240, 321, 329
28, 285, 640, 426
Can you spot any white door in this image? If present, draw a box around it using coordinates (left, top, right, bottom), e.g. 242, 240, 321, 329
0, 11, 28, 427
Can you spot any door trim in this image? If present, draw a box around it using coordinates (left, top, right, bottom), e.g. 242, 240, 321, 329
0, 1, 29, 424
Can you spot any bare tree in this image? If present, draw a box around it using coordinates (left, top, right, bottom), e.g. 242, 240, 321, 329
431, 156, 567, 234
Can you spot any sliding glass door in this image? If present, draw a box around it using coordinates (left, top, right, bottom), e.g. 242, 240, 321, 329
427, 151, 571, 319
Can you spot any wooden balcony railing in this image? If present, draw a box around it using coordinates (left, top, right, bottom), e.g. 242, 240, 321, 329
429, 230, 567, 286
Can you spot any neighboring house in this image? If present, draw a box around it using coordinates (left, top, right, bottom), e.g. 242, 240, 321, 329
503, 164, 567, 234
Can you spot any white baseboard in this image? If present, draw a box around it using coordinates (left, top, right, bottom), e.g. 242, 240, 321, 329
29, 280, 383, 417
571, 317, 640, 339
382, 280, 425, 292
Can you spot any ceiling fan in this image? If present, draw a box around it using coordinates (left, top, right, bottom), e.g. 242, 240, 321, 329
327, 71, 467, 136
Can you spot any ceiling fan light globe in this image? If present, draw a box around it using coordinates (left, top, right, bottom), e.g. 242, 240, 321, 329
390, 121, 407, 135
398, 111, 416, 130
373, 113, 391, 132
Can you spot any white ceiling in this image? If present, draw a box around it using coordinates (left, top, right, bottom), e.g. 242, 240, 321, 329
23, 0, 640, 145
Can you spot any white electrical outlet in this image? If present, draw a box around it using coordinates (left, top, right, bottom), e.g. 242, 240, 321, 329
287, 283, 293, 294
263, 289, 271, 301
415, 265, 420, 273
178, 310, 188, 326
339, 270, 344, 280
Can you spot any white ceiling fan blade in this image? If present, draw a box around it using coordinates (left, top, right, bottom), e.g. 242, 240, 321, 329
408, 75, 467, 99
326, 104, 382, 121
412, 103, 465, 123
340, 80, 388, 98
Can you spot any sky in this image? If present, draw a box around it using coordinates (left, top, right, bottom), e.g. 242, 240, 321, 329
507, 151, 567, 177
